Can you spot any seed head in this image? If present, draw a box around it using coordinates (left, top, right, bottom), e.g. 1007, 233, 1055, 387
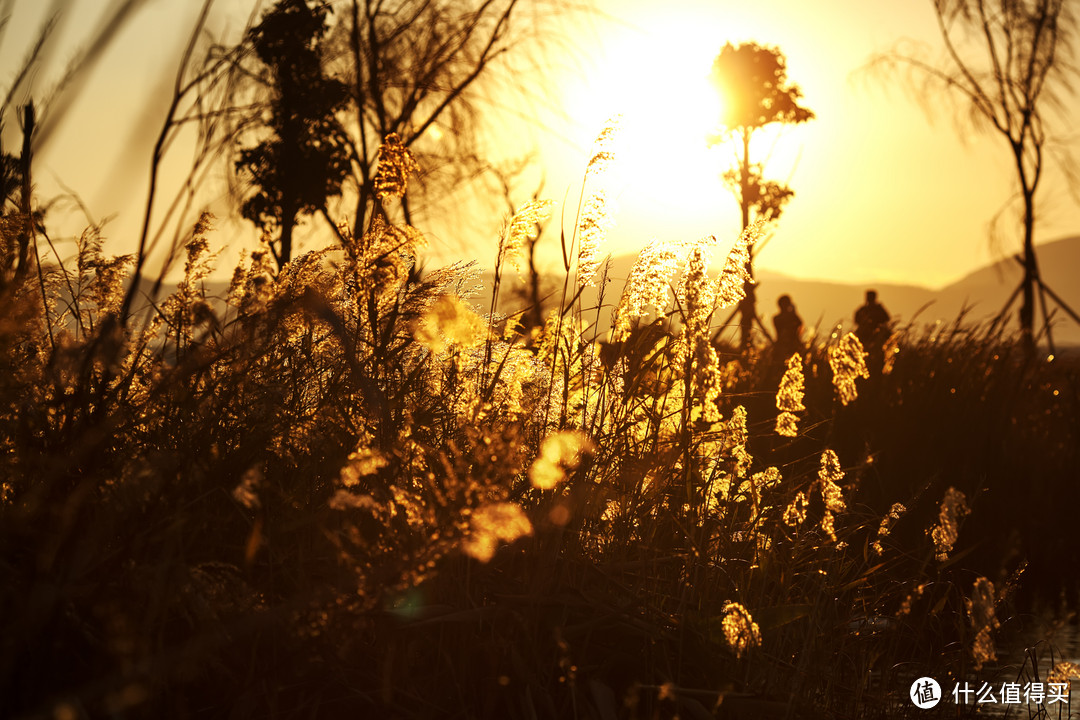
373, 133, 420, 201
818, 449, 846, 513
725, 405, 752, 478
721, 602, 761, 658
872, 503, 906, 555
414, 295, 488, 352
462, 502, 533, 563
714, 221, 761, 308
774, 353, 805, 437
585, 114, 621, 177
930, 487, 968, 561
340, 440, 389, 488
612, 238, 684, 340
576, 190, 614, 290
529, 431, 592, 490
576, 116, 621, 290
828, 333, 869, 405
882, 331, 901, 375
1048, 662, 1080, 690
783, 491, 809, 527
500, 199, 553, 275
966, 577, 999, 671
678, 237, 718, 322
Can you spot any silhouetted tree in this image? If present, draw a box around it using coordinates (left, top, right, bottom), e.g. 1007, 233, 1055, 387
329, 0, 549, 234
882, 0, 1077, 351
235, 0, 351, 268
225, 0, 560, 258
708, 42, 813, 351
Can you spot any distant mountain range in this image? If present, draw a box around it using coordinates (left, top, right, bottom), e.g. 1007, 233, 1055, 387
756, 235, 1080, 346
142, 235, 1080, 347
482, 235, 1080, 347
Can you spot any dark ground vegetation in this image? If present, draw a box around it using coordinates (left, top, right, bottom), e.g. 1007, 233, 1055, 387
2, 196, 1078, 719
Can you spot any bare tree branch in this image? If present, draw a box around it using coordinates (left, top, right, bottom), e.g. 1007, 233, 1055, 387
878, 0, 1077, 349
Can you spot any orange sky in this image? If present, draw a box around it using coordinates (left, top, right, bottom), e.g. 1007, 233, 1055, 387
540, 0, 1080, 289
4, 0, 1080, 289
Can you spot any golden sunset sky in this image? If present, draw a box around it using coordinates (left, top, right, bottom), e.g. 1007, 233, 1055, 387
4, 0, 1080, 289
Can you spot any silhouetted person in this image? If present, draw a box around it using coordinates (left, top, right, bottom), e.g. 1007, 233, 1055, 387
855, 289, 891, 373
772, 294, 804, 360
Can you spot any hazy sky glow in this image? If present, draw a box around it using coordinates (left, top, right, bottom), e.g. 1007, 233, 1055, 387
549, 0, 1080, 288
4, 0, 1080, 289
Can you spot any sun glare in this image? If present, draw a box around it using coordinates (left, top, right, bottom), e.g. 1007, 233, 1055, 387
566, 22, 731, 217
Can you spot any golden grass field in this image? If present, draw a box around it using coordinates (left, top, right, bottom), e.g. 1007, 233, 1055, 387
2, 131, 1079, 719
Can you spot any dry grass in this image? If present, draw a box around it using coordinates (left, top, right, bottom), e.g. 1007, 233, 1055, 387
1, 137, 1078, 720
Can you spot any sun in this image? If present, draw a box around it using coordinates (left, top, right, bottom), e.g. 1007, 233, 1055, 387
565, 20, 733, 220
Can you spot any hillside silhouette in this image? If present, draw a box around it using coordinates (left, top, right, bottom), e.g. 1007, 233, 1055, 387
482, 235, 1080, 346
139, 236, 1080, 346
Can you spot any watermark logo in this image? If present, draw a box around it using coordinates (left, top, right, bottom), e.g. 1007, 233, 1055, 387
911, 677, 942, 709
908, 677, 1070, 709
953, 681, 1070, 706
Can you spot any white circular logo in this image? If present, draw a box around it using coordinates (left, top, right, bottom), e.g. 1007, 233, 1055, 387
910, 677, 942, 709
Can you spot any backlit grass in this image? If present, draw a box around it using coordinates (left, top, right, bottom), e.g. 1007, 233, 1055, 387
1, 136, 1078, 720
